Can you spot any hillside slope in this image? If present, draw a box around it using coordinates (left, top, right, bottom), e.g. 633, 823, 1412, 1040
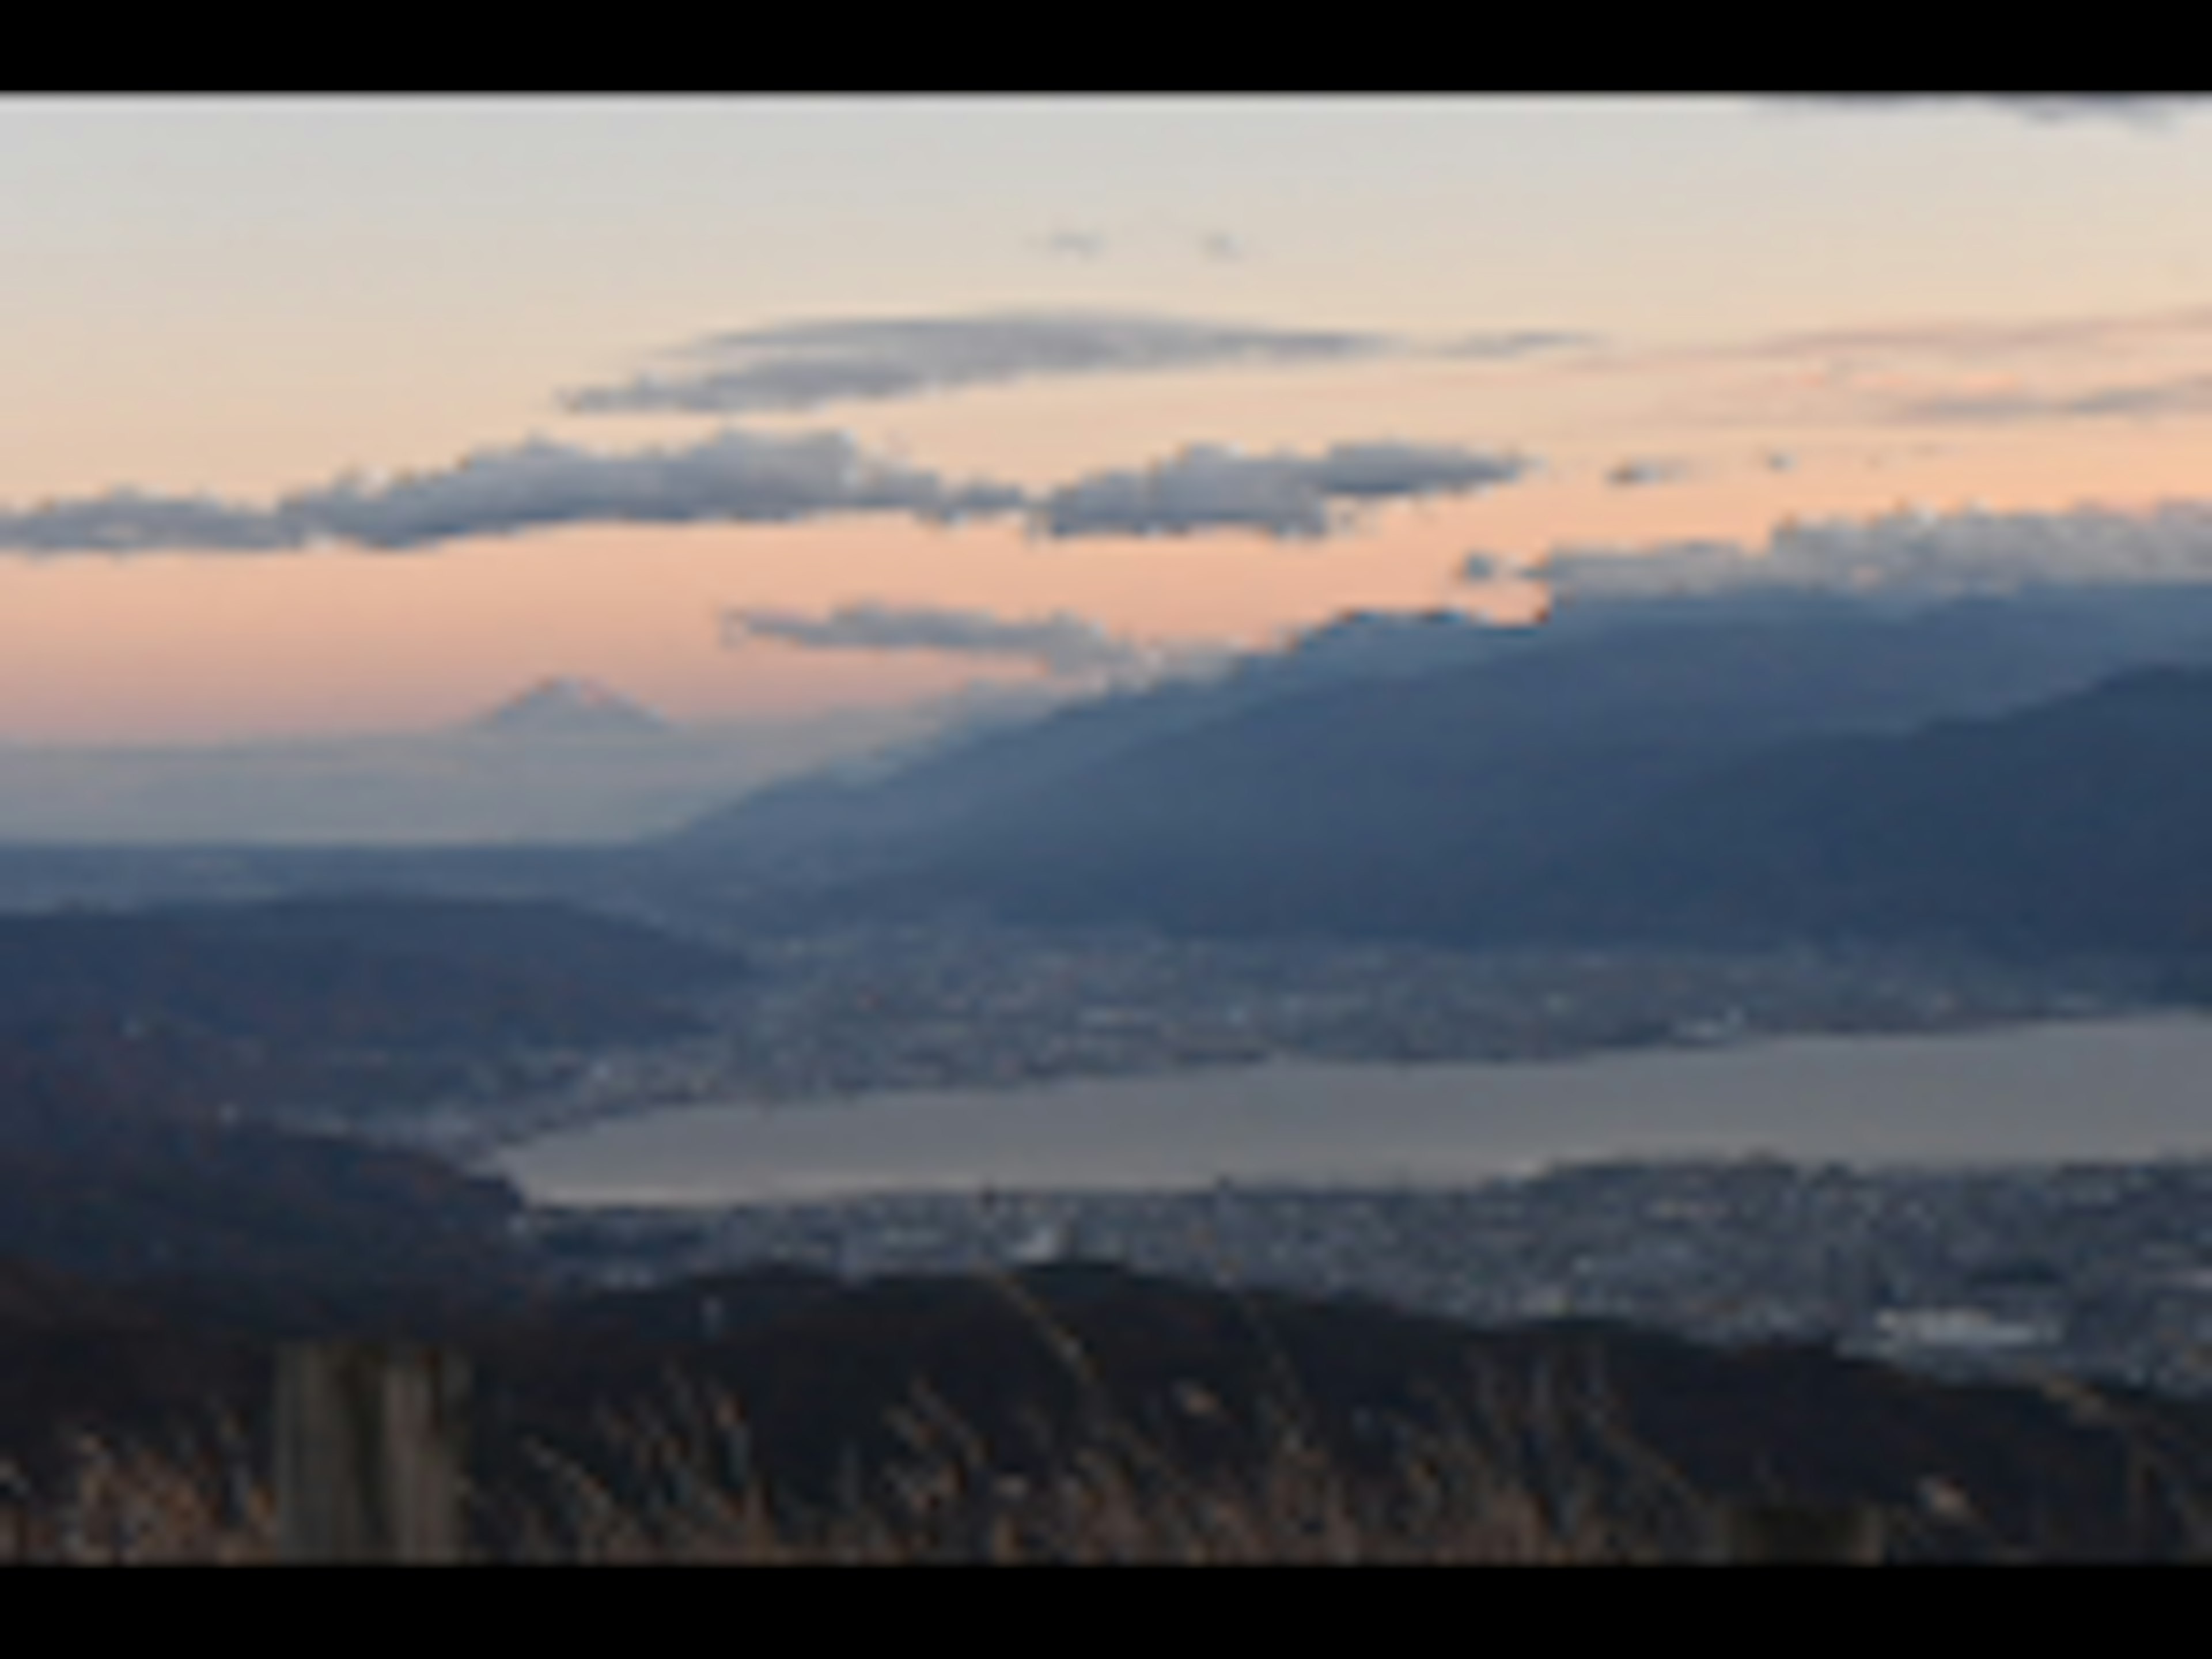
1494, 663, 2212, 963
660, 585, 2212, 948
2, 1259, 2207, 1559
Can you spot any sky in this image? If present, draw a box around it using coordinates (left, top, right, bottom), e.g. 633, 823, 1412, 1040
13, 93, 2212, 743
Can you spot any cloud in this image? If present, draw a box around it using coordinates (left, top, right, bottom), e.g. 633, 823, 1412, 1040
1437, 329, 1604, 359
280, 430, 1027, 547
0, 427, 1539, 556
0, 488, 308, 554
1893, 370, 2212, 425
561, 309, 1399, 417
1737, 305, 2212, 376
1988, 97, 2202, 127
722, 601, 1158, 678
1035, 228, 1107, 260
0, 429, 1029, 554
1524, 499, 2212, 606
1036, 440, 1532, 540
1604, 457, 1690, 488
1772, 95, 2205, 129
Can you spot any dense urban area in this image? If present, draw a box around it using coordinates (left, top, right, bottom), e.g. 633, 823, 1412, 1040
523, 1157, 2212, 1402
249, 915, 2212, 1402
362, 917, 2159, 1157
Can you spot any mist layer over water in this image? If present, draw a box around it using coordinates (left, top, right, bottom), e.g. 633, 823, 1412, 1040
495, 1013, 2212, 1206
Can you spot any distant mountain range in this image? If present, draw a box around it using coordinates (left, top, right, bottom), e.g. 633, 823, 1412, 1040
12, 581, 2212, 965
656, 582, 2212, 968
467, 675, 675, 740
0, 680, 973, 846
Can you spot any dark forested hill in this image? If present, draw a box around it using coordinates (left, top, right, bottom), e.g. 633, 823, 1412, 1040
0, 893, 741, 1050
0, 895, 741, 1327
1, 1257, 2206, 1559
1484, 662, 2212, 963
0, 1022, 531, 1319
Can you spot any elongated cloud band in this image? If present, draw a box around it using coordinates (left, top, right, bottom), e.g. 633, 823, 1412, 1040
1039, 441, 1532, 540
1518, 500, 2212, 605
565, 310, 1389, 416
0, 430, 1028, 554
1895, 371, 2212, 426
724, 601, 1157, 677
562, 308, 1590, 416
0, 431, 1536, 554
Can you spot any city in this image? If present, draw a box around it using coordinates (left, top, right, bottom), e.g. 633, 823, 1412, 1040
264, 912, 2212, 1403
349, 915, 2161, 1158
520, 1154, 2212, 1402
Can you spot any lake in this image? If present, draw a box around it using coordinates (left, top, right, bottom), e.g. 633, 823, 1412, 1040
492, 1012, 2212, 1207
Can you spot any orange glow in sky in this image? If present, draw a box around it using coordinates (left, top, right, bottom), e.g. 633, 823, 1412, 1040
10, 97, 2212, 741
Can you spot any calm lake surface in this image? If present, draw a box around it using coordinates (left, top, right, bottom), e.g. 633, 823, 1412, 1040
494, 1013, 2212, 1207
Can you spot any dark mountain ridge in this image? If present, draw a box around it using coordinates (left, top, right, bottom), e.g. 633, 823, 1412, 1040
0, 892, 742, 1052
1491, 661, 2212, 963
657, 583, 2212, 949
0, 1019, 531, 1343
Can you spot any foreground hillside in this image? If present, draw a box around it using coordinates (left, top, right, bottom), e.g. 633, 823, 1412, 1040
5, 1256, 2212, 1560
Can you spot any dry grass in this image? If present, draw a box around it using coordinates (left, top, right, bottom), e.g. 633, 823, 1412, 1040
14, 1279, 2211, 1562
0, 1416, 271, 1565
0, 1282, 1718, 1564
486, 1355, 1709, 1565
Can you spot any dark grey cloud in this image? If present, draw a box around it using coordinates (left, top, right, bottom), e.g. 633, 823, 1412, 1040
562, 309, 1397, 418
1036, 440, 1532, 540
278, 430, 1024, 548
723, 601, 1156, 678
1524, 500, 2212, 605
1604, 457, 1690, 488
0, 429, 1029, 554
0, 489, 307, 554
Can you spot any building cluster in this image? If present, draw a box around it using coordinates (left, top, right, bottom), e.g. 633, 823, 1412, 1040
392, 920, 2150, 1157
520, 1156, 2212, 1399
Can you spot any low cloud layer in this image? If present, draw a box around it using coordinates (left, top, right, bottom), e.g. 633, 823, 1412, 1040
0, 429, 1028, 553
0, 430, 1540, 555
1038, 441, 1532, 540
562, 309, 1397, 417
724, 601, 1158, 678
1519, 501, 2212, 605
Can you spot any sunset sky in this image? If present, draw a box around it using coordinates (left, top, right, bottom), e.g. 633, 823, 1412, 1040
13, 94, 2212, 743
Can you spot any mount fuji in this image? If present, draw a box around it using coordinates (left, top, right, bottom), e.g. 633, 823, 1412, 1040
467, 676, 674, 740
